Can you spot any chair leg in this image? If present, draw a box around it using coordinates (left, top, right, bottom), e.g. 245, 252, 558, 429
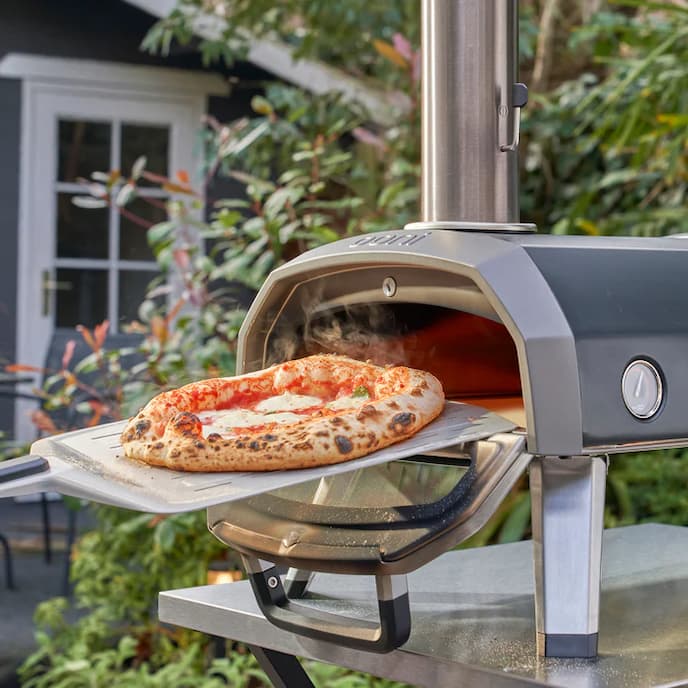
0, 532, 15, 589
41, 493, 52, 564
62, 507, 78, 596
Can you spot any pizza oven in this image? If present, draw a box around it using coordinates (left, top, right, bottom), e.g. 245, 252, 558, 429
202, 227, 688, 658
2, 0, 688, 681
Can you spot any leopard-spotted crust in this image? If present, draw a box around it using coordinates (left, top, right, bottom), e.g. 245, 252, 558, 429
120, 355, 444, 472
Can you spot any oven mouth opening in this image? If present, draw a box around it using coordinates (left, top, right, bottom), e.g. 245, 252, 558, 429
265, 301, 526, 429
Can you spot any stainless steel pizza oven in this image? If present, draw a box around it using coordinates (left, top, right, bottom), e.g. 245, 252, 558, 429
2, 0, 688, 676
204, 0, 688, 661
206, 226, 688, 658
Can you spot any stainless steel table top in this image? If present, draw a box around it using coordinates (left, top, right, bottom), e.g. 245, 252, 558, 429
159, 524, 688, 687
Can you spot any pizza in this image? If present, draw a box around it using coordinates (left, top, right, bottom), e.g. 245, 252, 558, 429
120, 355, 444, 472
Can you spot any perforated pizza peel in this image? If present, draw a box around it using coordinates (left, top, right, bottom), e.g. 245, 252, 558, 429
0, 402, 515, 513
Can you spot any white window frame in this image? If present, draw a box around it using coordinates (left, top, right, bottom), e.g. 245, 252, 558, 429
1, 54, 227, 441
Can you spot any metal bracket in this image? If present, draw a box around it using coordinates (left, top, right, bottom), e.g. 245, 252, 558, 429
500, 83, 529, 152
243, 556, 411, 653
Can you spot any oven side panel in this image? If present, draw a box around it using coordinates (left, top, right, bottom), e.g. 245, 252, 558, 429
523, 243, 688, 448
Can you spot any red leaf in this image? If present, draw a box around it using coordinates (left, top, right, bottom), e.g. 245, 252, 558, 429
150, 316, 168, 344
5, 364, 42, 374
94, 320, 110, 351
61, 340, 76, 370
31, 410, 57, 434
76, 325, 96, 351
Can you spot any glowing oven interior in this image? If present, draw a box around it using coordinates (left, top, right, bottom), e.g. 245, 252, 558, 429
256, 266, 527, 429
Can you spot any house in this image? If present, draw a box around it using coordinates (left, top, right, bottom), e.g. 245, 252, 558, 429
0, 0, 392, 442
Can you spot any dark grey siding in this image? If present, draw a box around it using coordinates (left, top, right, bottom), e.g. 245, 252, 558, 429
0, 79, 21, 436
0, 0, 200, 69
0, 0, 273, 79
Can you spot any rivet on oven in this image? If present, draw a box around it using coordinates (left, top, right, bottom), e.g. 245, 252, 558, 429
267, 576, 279, 589
382, 277, 397, 298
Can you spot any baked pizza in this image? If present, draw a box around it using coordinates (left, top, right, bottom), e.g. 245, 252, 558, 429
120, 355, 444, 472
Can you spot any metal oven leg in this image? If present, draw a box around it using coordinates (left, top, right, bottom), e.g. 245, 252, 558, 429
248, 645, 315, 688
529, 455, 607, 658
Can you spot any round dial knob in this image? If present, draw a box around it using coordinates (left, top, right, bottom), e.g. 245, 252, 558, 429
621, 360, 663, 419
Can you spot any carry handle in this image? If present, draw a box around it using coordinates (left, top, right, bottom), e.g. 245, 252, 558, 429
243, 556, 410, 653
0, 455, 49, 483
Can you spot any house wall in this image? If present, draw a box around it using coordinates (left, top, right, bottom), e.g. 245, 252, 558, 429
0, 78, 22, 436
0, 0, 268, 438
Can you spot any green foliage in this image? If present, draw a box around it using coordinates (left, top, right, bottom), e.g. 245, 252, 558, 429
606, 449, 688, 527
15, 2, 688, 686
522, 4, 688, 236
143, 0, 419, 88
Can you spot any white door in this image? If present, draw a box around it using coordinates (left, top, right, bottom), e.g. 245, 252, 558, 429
12, 61, 220, 440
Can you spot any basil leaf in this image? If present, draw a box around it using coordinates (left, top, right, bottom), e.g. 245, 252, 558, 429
352, 385, 369, 398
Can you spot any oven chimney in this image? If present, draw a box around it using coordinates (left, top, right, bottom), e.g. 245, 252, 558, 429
410, 0, 529, 231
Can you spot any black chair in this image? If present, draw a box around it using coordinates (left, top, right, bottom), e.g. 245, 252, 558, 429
0, 331, 140, 592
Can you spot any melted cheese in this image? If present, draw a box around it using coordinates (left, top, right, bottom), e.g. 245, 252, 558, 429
254, 393, 322, 413
198, 408, 305, 438
326, 394, 369, 411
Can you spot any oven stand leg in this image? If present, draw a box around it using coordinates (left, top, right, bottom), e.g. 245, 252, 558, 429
530, 455, 607, 658
248, 645, 315, 688
0, 532, 15, 589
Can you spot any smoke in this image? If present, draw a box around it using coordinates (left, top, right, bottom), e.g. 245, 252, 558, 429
303, 303, 410, 366
266, 288, 411, 367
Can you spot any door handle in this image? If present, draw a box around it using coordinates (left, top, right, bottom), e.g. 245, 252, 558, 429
41, 270, 72, 316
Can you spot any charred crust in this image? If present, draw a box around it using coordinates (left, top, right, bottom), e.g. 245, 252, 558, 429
207, 433, 222, 443
170, 449, 181, 458
387, 401, 401, 410
411, 387, 424, 397
389, 412, 416, 433
261, 434, 278, 442
172, 411, 201, 436
153, 442, 164, 450
195, 441, 205, 449
356, 404, 380, 420
334, 435, 353, 454
293, 441, 313, 451
134, 419, 151, 436
315, 430, 330, 437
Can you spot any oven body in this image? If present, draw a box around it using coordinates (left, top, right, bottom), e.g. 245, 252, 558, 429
236, 229, 688, 457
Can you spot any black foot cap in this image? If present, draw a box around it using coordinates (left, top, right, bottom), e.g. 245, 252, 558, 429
538, 632, 598, 658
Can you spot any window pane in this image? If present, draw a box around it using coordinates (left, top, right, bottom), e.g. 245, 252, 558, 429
57, 193, 109, 259
118, 270, 158, 325
55, 269, 108, 328
119, 197, 166, 261
58, 120, 111, 182
121, 124, 169, 183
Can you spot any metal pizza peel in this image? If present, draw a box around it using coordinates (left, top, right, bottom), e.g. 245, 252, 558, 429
0, 402, 515, 514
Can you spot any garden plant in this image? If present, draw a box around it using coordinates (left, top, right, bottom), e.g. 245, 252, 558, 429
7, 1, 688, 686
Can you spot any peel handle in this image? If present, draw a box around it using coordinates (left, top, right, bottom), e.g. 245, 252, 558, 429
0, 455, 49, 483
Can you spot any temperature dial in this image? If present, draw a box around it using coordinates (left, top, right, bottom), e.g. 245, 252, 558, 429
621, 360, 663, 419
